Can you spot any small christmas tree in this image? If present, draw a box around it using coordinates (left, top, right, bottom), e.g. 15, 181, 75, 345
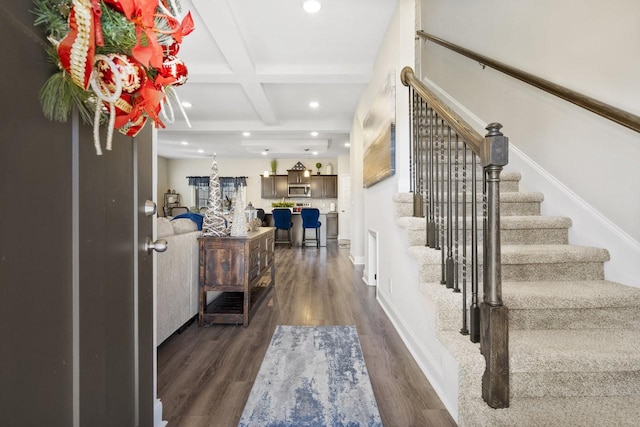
201, 155, 227, 237
229, 186, 247, 237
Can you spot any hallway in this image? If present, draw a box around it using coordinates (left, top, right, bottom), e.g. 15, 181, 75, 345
157, 243, 456, 426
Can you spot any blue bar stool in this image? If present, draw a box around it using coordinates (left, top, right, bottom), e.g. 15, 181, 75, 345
301, 208, 321, 248
272, 208, 293, 248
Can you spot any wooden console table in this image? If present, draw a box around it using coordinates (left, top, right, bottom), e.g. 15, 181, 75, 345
198, 227, 275, 327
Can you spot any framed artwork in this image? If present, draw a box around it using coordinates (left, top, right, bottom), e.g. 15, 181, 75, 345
363, 70, 396, 188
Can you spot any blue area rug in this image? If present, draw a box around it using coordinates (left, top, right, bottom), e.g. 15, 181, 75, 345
239, 325, 382, 427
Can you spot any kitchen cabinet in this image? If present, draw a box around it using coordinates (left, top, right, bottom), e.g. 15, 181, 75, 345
261, 175, 288, 198
287, 170, 310, 185
310, 175, 338, 198
198, 227, 275, 327
326, 212, 338, 239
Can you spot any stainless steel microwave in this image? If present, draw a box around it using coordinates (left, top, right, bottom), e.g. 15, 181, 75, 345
288, 184, 310, 197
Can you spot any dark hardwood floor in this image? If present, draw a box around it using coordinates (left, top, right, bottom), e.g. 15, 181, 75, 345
157, 243, 457, 427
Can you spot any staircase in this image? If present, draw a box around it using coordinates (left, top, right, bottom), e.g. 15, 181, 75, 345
394, 168, 640, 426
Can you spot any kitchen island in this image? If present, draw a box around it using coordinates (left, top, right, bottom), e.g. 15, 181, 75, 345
264, 211, 337, 247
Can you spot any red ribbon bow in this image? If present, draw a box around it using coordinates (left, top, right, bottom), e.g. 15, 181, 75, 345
114, 80, 166, 131
58, 0, 104, 89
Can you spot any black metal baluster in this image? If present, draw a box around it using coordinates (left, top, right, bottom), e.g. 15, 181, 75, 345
440, 119, 446, 285
428, 107, 435, 248
414, 94, 421, 216
424, 103, 430, 245
433, 111, 438, 249
446, 125, 454, 288
470, 152, 480, 343
460, 143, 469, 335
409, 89, 414, 194
453, 133, 460, 293
421, 100, 432, 246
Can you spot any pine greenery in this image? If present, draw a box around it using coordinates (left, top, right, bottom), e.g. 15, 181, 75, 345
39, 71, 96, 124
32, 0, 189, 127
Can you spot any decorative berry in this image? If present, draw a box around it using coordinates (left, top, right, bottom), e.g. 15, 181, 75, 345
95, 53, 147, 94
159, 55, 189, 86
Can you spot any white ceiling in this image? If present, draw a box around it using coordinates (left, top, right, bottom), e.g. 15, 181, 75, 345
157, 0, 398, 159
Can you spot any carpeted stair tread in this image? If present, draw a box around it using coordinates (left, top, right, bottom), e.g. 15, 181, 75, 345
501, 244, 609, 264
503, 280, 640, 309
462, 395, 640, 427
509, 329, 640, 372
409, 244, 609, 265
447, 191, 544, 203
500, 215, 571, 229
394, 159, 639, 423
397, 215, 571, 231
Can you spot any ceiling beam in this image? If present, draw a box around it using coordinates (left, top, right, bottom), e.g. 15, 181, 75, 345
187, 71, 371, 85
191, 0, 279, 125
161, 119, 353, 133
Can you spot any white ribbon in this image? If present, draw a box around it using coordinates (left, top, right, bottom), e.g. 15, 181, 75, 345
89, 54, 123, 155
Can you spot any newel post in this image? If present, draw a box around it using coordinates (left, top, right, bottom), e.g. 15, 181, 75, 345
480, 122, 509, 408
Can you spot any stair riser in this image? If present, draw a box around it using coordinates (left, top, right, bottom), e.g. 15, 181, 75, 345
405, 228, 568, 246
511, 371, 640, 398
396, 200, 541, 218
419, 262, 604, 283
416, 179, 520, 192
505, 263, 604, 282
509, 307, 640, 330
433, 304, 640, 333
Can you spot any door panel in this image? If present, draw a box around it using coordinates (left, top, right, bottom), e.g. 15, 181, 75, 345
79, 127, 136, 426
1, 3, 74, 425
2, 2, 156, 426
339, 175, 352, 240
136, 125, 155, 426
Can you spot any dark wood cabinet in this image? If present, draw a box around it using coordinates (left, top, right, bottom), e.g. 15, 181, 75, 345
326, 212, 338, 239
198, 227, 275, 327
261, 175, 288, 198
287, 170, 311, 184
310, 175, 338, 198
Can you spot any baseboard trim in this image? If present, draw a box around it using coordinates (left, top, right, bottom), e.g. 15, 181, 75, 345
376, 293, 458, 422
349, 254, 365, 265
154, 399, 167, 427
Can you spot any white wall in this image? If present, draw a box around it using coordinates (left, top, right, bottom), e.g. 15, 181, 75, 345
420, 0, 640, 285
164, 157, 339, 212
351, 0, 462, 418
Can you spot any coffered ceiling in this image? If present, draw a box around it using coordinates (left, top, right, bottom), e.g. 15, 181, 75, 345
158, 0, 398, 159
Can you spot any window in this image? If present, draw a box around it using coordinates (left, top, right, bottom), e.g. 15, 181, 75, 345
187, 176, 248, 213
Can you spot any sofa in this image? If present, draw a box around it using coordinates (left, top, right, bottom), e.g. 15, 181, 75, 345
156, 217, 218, 344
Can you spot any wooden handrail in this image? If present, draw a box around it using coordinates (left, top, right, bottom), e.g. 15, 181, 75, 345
401, 66, 484, 157
417, 30, 640, 134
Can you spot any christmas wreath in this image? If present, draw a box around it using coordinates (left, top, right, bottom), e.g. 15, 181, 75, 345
33, 0, 194, 154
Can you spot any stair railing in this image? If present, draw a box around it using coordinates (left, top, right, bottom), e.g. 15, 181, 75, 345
402, 66, 509, 409
417, 31, 640, 134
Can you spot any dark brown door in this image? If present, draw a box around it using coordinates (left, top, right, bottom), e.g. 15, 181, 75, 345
1, 2, 155, 425
77, 109, 154, 427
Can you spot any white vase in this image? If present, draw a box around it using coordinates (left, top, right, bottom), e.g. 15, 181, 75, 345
326, 163, 333, 174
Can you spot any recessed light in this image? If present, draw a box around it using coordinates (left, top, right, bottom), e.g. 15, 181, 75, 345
198, 149, 204, 153
309, 101, 319, 109
312, 151, 318, 155
303, 0, 321, 13
243, 132, 251, 137
181, 101, 192, 108
310, 131, 318, 137
180, 141, 189, 146
344, 142, 351, 147
261, 149, 269, 156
